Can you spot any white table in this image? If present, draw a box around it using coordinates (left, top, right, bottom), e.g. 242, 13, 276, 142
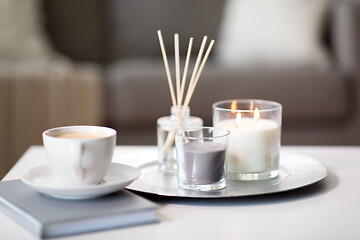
1, 145, 360, 240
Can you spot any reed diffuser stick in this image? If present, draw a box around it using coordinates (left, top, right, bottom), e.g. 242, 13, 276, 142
187, 36, 208, 91
174, 33, 181, 105
179, 37, 193, 106
157, 30, 177, 107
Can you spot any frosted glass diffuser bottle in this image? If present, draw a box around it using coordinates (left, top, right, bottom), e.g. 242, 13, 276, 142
157, 106, 202, 172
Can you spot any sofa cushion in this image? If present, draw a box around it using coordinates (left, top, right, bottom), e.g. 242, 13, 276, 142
0, 0, 53, 60
216, 0, 330, 70
105, 58, 348, 127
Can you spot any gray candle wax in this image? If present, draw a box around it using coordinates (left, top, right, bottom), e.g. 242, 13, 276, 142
178, 141, 226, 184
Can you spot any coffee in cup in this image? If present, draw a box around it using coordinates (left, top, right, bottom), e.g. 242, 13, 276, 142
42, 126, 116, 186
53, 132, 109, 139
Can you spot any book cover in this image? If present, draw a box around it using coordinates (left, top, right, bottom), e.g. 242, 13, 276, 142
0, 180, 159, 238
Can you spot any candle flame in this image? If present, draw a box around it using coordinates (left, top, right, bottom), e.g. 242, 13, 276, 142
231, 100, 237, 113
236, 112, 242, 128
254, 108, 260, 120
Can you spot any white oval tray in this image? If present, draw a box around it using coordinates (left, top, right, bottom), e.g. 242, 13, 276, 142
126, 154, 327, 198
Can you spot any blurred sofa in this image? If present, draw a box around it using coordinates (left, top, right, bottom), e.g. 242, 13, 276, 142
101, 0, 360, 146
0, 0, 103, 178
1, 0, 360, 178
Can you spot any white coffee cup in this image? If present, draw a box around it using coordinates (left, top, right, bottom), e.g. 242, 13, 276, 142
42, 125, 116, 186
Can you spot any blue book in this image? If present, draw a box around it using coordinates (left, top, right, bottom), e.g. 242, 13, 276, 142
0, 180, 159, 238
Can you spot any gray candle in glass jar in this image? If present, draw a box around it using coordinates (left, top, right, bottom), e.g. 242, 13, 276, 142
178, 141, 226, 184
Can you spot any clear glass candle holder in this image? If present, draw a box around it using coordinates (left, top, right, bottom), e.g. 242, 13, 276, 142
213, 99, 282, 181
175, 127, 229, 191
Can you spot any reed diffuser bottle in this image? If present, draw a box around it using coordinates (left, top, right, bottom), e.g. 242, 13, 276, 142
157, 106, 202, 172
156, 30, 215, 173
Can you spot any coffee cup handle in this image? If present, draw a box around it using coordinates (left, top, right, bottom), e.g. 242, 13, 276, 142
73, 142, 85, 180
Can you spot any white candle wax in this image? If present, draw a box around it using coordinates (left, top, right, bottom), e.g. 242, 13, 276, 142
215, 118, 280, 173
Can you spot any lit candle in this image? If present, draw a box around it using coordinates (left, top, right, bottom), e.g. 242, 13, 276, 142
216, 116, 280, 173
213, 99, 282, 180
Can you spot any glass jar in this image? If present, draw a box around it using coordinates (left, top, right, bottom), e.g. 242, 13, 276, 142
213, 99, 282, 180
157, 106, 203, 173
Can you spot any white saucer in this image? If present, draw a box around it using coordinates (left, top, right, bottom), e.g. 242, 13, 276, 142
21, 163, 140, 200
